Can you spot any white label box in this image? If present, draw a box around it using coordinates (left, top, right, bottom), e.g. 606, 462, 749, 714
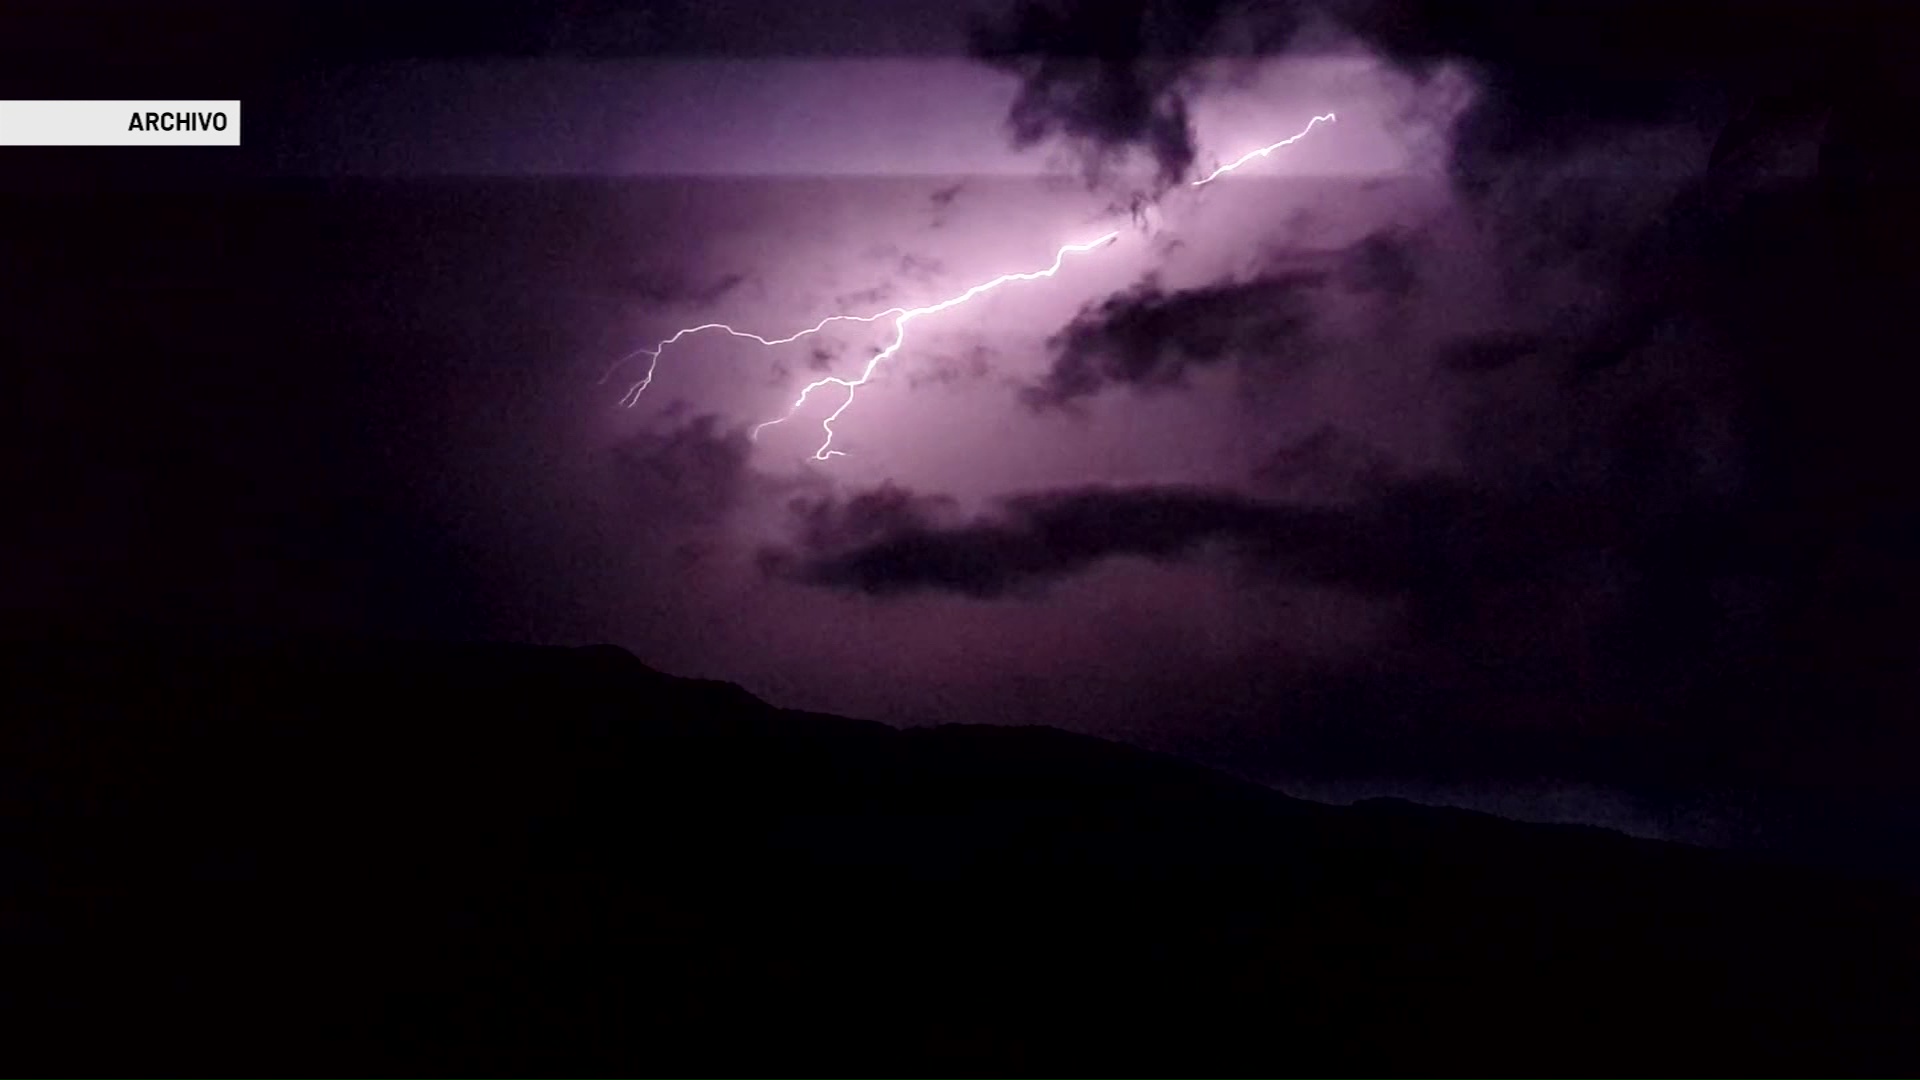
0, 100, 242, 146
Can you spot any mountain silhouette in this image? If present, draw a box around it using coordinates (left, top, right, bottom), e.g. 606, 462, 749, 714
1, 640, 1913, 1072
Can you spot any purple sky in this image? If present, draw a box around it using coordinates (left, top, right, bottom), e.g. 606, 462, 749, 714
11, 0, 1912, 859
538, 57, 1461, 696
332, 44, 1778, 846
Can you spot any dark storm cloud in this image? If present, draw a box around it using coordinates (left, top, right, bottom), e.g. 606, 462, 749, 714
1020, 223, 1426, 410
772, 484, 1377, 598
962, 0, 1299, 184
1319, 0, 1881, 195
790, 483, 961, 550
968, 0, 1273, 189
766, 475, 1648, 602
969, 0, 1893, 189
1022, 270, 1324, 408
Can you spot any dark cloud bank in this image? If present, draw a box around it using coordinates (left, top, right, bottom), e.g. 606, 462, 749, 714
1022, 269, 1325, 408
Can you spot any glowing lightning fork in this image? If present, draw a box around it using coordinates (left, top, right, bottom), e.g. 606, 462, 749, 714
612, 232, 1120, 460
599, 311, 907, 409
611, 115, 1332, 456
1190, 112, 1336, 187
749, 232, 1119, 458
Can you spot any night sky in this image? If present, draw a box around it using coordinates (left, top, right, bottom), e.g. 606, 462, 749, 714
6, 0, 1919, 869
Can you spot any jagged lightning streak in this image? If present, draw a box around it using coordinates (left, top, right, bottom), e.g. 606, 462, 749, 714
749, 232, 1119, 458
599, 312, 906, 408
609, 232, 1120, 459
610, 114, 1332, 458
1190, 112, 1336, 187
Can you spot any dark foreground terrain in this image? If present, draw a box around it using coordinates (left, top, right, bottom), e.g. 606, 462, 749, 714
1, 640, 1914, 1073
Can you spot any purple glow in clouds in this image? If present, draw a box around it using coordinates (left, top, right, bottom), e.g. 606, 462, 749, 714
608, 115, 1338, 460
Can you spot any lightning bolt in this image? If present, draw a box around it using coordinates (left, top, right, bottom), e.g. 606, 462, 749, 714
609, 115, 1333, 459
750, 232, 1120, 458
1190, 112, 1336, 187
600, 312, 905, 409
611, 232, 1120, 460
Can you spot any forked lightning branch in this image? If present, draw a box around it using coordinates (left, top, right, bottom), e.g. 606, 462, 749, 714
608, 113, 1336, 460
